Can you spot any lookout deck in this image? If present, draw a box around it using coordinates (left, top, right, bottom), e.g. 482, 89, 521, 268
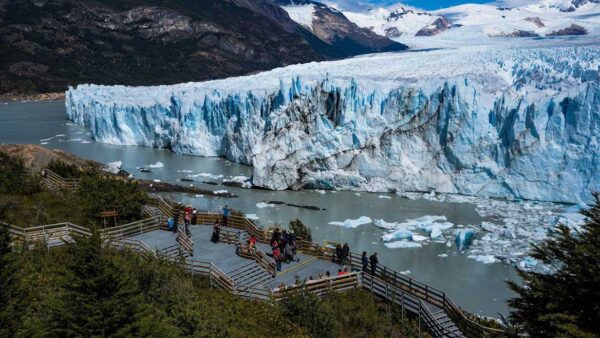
131, 225, 343, 290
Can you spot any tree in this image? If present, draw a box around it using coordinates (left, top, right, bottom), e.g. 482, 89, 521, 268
289, 219, 312, 241
0, 152, 39, 195
508, 193, 600, 337
78, 176, 148, 224
56, 230, 153, 337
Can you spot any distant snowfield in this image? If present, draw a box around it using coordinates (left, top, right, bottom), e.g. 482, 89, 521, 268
281, 4, 316, 31
341, 1, 600, 49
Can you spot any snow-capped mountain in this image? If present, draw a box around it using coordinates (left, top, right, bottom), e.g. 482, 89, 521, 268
271, 0, 407, 56
66, 44, 600, 204
341, 0, 600, 46
344, 6, 450, 37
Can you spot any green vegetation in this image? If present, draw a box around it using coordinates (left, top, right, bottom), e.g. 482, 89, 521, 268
289, 219, 312, 241
0, 152, 39, 195
0, 224, 425, 337
78, 175, 148, 224
508, 193, 600, 337
0, 153, 147, 227
280, 288, 425, 338
46, 160, 96, 178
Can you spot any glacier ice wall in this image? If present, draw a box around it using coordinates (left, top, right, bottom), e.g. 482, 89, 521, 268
66, 46, 600, 203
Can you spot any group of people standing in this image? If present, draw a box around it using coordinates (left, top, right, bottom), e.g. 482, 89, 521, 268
362, 251, 379, 275
333, 243, 351, 264
270, 228, 299, 272
167, 205, 198, 236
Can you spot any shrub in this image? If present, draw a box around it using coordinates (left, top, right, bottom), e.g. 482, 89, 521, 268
46, 160, 91, 178
78, 176, 148, 224
289, 219, 312, 241
0, 152, 39, 195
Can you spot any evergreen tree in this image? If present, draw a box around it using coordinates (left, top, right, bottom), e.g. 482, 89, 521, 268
56, 230, 153, 337
508, 193, 600, 337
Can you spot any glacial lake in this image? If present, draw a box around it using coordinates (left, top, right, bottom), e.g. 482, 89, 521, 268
0, 100, 522, 317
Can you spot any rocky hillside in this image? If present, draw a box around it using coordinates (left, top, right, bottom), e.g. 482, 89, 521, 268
0, 0, 406, 95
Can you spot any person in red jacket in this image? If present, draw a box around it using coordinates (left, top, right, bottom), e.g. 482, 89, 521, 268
273, 246, 282, 272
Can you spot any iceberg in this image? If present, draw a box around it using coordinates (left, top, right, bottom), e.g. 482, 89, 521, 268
66, 46, 600, 203
145, 161, 164, 169
455, 229, 475, 251
329, 216, 372, 228
385, 241, 422, 249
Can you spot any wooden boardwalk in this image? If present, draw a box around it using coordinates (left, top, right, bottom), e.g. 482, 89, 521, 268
6, 174, 511, 338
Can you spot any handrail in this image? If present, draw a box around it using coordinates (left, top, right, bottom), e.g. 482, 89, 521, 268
177, 226, 194, 256
41, 169, 80, 191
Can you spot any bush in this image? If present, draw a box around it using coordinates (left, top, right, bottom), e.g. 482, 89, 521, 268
289, 219, 312, 241
78, 176, 149, 224
46, 160, 92, 178
0, 152, 39, 195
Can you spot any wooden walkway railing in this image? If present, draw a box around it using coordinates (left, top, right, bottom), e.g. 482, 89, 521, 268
41, 169, 81, 191
238, 244, 277, 277
99, 217, 161, 240
177, 226, 194, 256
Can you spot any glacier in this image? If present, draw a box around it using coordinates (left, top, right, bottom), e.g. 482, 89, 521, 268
66, 45, 600, 203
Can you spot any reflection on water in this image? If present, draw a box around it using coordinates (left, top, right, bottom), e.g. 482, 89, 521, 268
0, 100, 520, 317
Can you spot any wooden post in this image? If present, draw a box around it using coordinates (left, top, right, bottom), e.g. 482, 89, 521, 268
418, 305, 422, 335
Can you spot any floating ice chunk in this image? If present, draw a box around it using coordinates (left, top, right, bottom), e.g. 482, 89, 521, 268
214, 190, 228, 195
40, 142, 48, 145
468, 255, 498, 264
146, 161, 164, 169
102, 161, 122, 174
188, 172, 224, 179
68, 138, 82, 142
195, 194, 204, 198
378, 195, 392, 199
80, 140, 91, 144
412, 234, 429, 241
315, 190, 326, 194
373, 219, 398, 230
245, 214, 260, 220
40, 137, 53, 142
355, 193, 361, 196
256, 202, 276, 209
177, 169, 194, 173
385, 241, 422, 249
153, 179, 161, 183
455, 229, 475, 251
431, 227, 443, 239
54, 134, 66, 137
382, 228, 413, 241
328, 216, 372, 228
400, 270, 411, 275
437, 254, 448, 258
517, 256, 539, 271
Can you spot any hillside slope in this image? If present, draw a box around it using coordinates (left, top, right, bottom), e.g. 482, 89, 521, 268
0, 0, 322, 94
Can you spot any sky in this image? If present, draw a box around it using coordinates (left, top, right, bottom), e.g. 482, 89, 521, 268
325, 0, 503, 10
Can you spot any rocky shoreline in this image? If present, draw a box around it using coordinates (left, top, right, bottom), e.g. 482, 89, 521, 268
0, 144, 236, 198
0, 92, 65, 103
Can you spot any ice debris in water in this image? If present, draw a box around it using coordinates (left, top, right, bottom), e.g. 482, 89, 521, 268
329, 216, 372, 228
256, 202, 276, 209
385, 241, 422, 249
245, 214, 260, 220
146, 161, 164, 169
187, 172, 223, 180
455, 229, 475, 251
378, 195, 392, 199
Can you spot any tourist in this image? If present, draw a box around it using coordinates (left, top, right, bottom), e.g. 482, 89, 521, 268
337, 269, 343, 276
289, 229, 296, 242
334, 244, 343, 264
342, 243, 350, 263
173, 211, 180, 233
248, 234, 257, 251
369, 252, 378, 275
184, 205, 192, 226
282, 230, 288, 243
325, 271, 331, 278
167, 217, 175, 232
361, 251, 369, 273
191, 209, 198, 226
211, 220, 221, 243
222, 205, 230, 227
273, 246, 282, 272
284, 241, 294, 263
343, 267, 350, 275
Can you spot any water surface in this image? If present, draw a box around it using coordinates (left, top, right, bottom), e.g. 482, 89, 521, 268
0, 100, 520, 317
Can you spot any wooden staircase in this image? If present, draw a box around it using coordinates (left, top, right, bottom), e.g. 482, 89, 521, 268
430, 308, 465, 338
